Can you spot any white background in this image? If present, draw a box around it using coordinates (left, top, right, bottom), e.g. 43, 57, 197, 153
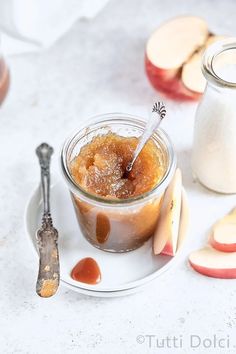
1, 0, 236, 353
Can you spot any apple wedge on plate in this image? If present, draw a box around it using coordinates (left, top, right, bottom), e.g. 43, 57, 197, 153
177, 189, 189, 251
153, 168, 189, 257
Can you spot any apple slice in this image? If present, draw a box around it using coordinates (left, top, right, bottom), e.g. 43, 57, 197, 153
189, 246, 236, 279
182, 35, 226, 94
145, 16, 209, 100
153, 168, 182, 256
181, 51, 206, 94
210, 213, 236, 252
177, 189, 190, 251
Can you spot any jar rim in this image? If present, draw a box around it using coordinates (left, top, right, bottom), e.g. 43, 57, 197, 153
61, 113, 176, 207
202, 37, 236, 89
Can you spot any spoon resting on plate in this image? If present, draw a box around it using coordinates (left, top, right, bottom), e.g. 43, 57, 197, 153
124, 102, 166, 178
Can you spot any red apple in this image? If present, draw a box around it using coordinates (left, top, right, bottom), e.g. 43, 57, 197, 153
145, 55, 200, 100
145, 16, 209, 100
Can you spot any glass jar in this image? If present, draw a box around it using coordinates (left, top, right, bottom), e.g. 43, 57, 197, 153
61, 113, 176, 253
192, 38, 236, 194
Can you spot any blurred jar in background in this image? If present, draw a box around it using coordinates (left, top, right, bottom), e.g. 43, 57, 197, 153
0, 39, 9, 105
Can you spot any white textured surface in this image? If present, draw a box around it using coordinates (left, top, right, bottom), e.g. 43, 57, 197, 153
1, 0, 236, 353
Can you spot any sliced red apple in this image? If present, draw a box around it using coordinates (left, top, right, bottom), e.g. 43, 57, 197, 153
145, 16, 209, 100
189, 246, 236, 279
146, 16, 208, 71
153, 168, 182, 256
210, 213, 236, 252
182, 35, 226, 94
145, 56, 200, 100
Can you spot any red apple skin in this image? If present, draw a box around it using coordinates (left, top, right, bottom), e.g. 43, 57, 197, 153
161, 241, 175, 256
189, 260, 236, 279
210, 235, 236, 253
145, 55, 201, 101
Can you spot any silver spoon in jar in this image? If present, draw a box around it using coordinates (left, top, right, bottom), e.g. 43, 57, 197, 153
35, 143, 60, 297
123, 102, 166, 178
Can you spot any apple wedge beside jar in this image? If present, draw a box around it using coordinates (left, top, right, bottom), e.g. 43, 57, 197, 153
153, 168, 189, 256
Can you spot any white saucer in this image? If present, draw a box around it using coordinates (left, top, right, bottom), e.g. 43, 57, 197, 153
25, 176, 187, 297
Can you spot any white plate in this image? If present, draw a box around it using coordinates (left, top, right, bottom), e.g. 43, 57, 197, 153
25, 176, 187, 297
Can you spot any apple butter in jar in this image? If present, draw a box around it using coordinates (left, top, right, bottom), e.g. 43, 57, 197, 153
61, 114, 176, 252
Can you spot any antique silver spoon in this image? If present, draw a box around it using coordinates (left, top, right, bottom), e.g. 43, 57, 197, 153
124, 102, 166, 177
35, 143, 60, 297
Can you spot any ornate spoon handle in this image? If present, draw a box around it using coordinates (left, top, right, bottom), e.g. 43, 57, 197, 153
35, 143, 60, 297
124, 102, 166, 176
